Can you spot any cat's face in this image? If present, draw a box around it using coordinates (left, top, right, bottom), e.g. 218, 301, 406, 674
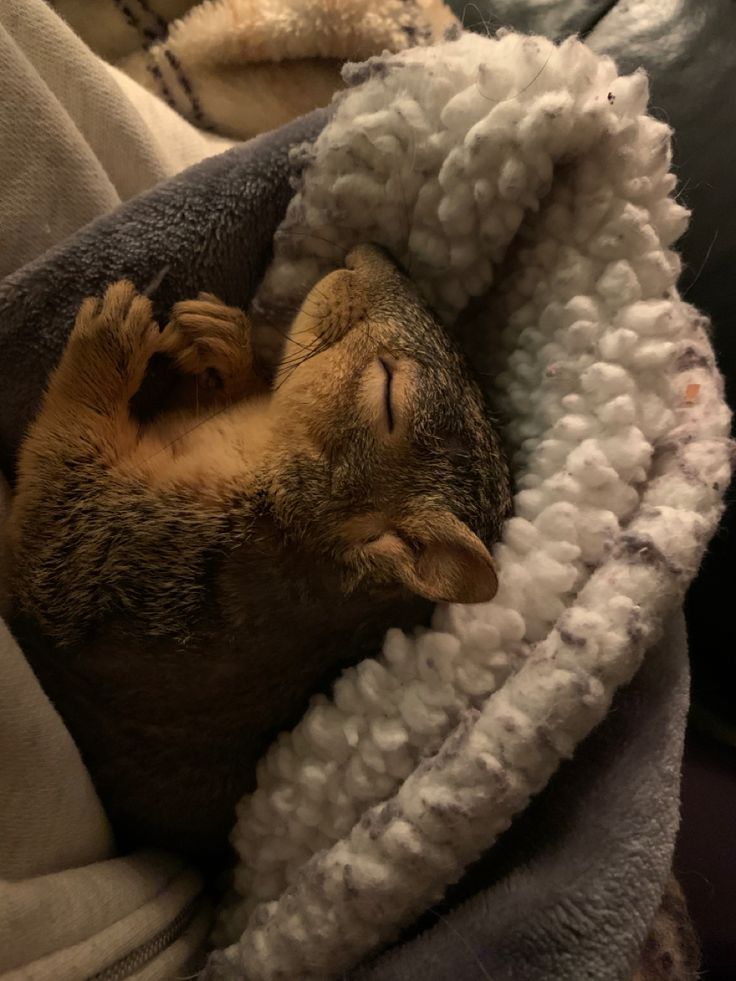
267, 244, 511, 605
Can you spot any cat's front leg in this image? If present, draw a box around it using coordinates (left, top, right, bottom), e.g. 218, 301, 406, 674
10, 281, 165, 634
159, 294, 267, 402
18, 280, 163, 470
51, 279, 161, 416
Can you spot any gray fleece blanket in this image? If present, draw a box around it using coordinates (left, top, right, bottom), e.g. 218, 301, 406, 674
0, 111, 687, 980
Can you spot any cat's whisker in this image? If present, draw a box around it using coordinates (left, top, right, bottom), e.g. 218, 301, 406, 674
270, 325, 313, 352
276, 336, 325, 368
303, 283, 333, 308
461, 1, 495, 38
277, 341, 327, 377
424, 908, 493, 981
142, 401, 234, 462
273, 336, 332, 389
276, 228, 348, 256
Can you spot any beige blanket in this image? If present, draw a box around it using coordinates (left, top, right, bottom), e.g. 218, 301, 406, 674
0, 485, 212, 980
0, 0, 230, 975
50, 0, 457, 138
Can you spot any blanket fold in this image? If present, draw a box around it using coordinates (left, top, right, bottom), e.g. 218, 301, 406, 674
350, 612, 690, 981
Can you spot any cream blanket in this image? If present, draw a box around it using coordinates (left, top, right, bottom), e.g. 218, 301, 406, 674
50, 0, 456, 139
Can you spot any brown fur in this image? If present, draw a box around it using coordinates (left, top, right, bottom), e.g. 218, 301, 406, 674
7, 245, 511, 860
633, 876, 701, 981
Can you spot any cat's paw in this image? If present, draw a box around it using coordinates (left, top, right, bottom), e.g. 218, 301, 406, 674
66, 281, 160, 393
160, 294, 259, 400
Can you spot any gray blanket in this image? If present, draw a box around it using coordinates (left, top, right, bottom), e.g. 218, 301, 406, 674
0, 112, 685, 980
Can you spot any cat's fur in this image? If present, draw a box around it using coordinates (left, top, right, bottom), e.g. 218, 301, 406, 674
7, 245, 511, 859
634, 876, 701, 981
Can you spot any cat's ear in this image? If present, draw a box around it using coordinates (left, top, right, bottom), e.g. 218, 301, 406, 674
364, 512, 498, 605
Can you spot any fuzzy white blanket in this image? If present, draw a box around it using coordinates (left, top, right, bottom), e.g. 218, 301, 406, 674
207, 31, 732, 980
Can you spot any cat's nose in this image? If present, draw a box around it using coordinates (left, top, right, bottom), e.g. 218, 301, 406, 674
345, 243, 401, 276
305, 268, 366, 346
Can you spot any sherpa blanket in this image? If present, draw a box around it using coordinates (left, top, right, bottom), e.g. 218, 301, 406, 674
0, 24, 730, 981
50, 0, 457, 139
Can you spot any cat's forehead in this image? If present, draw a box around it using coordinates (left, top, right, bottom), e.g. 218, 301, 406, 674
366, 285, 444, 341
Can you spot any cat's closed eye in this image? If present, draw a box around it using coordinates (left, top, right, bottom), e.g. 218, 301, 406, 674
362, 354, 405, 436
378, 357, 394, 432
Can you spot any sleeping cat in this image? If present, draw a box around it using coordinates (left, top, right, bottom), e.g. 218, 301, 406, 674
7, 244, 511, 860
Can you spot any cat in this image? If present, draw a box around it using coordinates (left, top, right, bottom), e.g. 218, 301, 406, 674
7, 244, 512, 861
